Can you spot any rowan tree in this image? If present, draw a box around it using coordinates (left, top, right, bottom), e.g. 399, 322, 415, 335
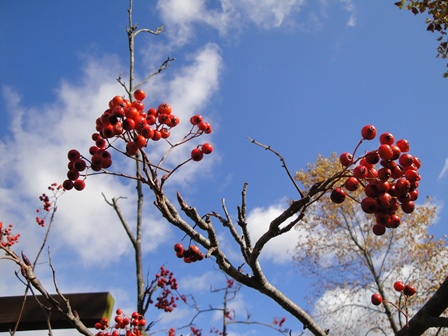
294, 152, 448, 335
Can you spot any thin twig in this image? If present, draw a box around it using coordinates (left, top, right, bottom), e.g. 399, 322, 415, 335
248, 137, 303, 197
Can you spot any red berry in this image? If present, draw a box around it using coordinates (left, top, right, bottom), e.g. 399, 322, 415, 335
413, 157, 421, 169
389, 214, 401, 228
126, 142, 139, 156
361, 197, 378, 214
377, 192, 393, 209
146, 114, 157, 125
110, 95, 124, 107
376, 213, 392, 228
396, 139, 410, 152
140, 125, 154, 139
152, 130, 162, 141
189, 245, 200, 255
190, 114, 203, 125
401, 201, 415, 214
377, 167, 391, 181
67, 149, 81, 161
133, 89, 146, 101
125, 107, 140, 120
364, 183, 380, 198
344, 177, 359, 191
73, 180, 85, 191
91, 153, 103, 166
361, 124, 377, 140
158, 103, 172, 115
390, 145, 401, 160
405, 169, 420, 183
403, 284, 416, 297
399, 154, 414, 167
365, 151, 380, 165
174, 243, 183, 253
191, 148, 204, 162
353, 165, 368, 179
330, 188, 346, 204
339, 152, 353, 166
379, 132, 394, 145
378, 144, 394, 160
62, 179, 74, 190
73, 159, 87, 172
116, 308, 123, 315
147, 107, 158, 116
96, 138, 107, 149
201, 143, 213, 154
372, 224, 386, 236
134, 135, 147, 149
371, 293, 383, 305
393, 281, 406, 292
198, 121, 211, 132
169, 115, 180, 127
160, 128, 170, 139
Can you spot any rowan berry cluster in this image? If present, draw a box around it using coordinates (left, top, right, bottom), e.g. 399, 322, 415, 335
0, 222, 20, 247
174, 243, 205, 263
94, 309, 146, 336
63, 149, 87, 191
35, 183, 65, 226
331, 124, 421, 236
153, 266, 179, 312
62, 90, 214, 190
371, 281, 416, 306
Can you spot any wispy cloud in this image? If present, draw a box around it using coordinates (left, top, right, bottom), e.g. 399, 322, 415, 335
319, 0, 357, 28
156, 0, 306, 48
438, 157, 448, 179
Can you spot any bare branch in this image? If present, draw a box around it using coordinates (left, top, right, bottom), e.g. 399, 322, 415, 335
248, 137, 303, 197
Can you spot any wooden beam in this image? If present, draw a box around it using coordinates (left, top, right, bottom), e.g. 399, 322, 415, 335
0, 292, 114, 332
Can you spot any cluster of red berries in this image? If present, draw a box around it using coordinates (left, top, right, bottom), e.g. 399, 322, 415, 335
35, 183, 64, 226
62, 90, 214, 191
331, 124, 421, 236
63, 149, 87, 191
174, 243, 205, 263
371, 281, 416, 306
0, 222, 20, 247
153, 266, 179, 312
189, 114, 213, 161
94, 309, 146, 336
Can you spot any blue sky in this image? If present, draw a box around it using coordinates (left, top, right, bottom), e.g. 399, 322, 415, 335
1, 1, 447, 335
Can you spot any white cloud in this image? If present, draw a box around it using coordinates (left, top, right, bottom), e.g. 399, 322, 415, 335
0, 41, 223, 269
237, 0, 304, 29
157, 0, 239, 47
339, 0, 356, 27
246, 199, 306, 264
438, 157, 448, 179
156, 0, 306, 48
